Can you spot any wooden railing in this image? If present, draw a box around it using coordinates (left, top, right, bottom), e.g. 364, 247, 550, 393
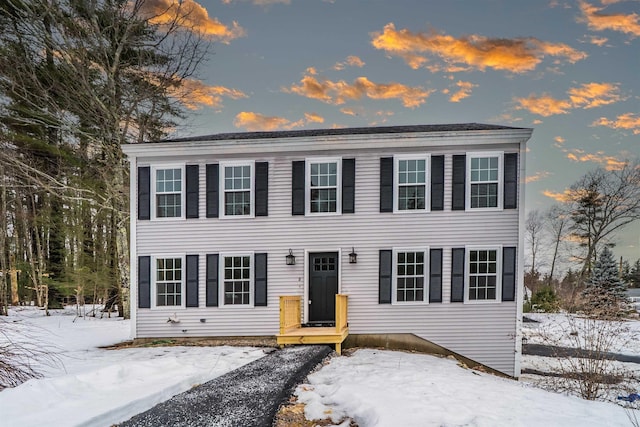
335, 294, 348, 333
279, 296, 301, 334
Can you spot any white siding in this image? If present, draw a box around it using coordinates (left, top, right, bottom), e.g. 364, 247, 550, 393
135, 143, 522, 376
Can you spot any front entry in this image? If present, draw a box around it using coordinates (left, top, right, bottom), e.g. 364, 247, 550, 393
308, 252, 339, 325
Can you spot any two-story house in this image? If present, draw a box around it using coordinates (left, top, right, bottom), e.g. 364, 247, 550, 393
122, 123, 533, 377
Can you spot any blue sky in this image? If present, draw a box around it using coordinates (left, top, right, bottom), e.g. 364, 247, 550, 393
147, 0, 639, 263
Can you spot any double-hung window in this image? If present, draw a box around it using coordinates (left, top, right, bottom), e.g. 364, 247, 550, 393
393, 248, 428, 303
306, 158, 341, 214
221, 162, 254, 217
467, 152, 503, 210
394, 155, 429, 212
154, 166, 184, 219
154, 256, 184, 307
222, 254, 253, 306
466, 247, 501, 302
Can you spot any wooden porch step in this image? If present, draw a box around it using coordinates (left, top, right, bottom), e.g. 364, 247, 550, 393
277, 326, 349, 354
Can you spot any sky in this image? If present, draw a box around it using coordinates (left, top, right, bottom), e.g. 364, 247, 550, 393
146, 0, 639, 264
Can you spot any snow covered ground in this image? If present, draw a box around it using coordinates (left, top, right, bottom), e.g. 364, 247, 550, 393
2, 307, 640, 427
296, 349, 636, 427
0, 306, 266, 427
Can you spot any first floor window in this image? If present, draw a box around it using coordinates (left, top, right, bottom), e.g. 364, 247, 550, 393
308, 159, 340, 213
396, 157, 427, 211
155, 168, 182, 218
156, 257, 182, 306
395, 250, 426, 302
223, 255, 252, 305
468, 249, 498, 301
468, 154, 501, 209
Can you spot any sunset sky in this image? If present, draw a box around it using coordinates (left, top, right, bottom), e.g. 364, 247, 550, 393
150, 0, 639, 264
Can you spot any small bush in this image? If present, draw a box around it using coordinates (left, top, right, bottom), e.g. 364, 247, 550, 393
531, 286, 559, 313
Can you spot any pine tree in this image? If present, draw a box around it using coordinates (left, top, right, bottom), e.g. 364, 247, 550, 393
582, 247, 628, 317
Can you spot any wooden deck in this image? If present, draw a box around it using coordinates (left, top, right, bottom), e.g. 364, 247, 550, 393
276, 294, 349, 354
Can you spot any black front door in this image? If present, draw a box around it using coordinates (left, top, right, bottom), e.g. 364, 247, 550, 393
308, 252, 338, 325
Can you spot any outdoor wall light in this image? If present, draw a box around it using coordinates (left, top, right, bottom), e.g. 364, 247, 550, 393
349, 247, 358, 264
286, 249, 296, 266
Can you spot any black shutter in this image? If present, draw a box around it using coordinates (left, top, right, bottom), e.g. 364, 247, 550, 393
138, 256, 151, 308
451, 248, 465, 302
431, 155, 444, 211
292, 161, 305, 215
379, 250, 392, 304
380, 157, 393, 213
342, 158, 355, 214
206, 164, 219, 218
254, 253, 268, 306
429, 249, 443, 303
255, 162, 269, 216
452, 155, 466, 210
504, 153, 518, 209
138, 166, 150, 220
186, 255, 199, 307
502, 247, 517, 301
206, 254, 219, 307
186, 165, 199, 219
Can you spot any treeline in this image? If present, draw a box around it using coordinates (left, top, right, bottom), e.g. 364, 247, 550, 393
0, 0, 210, 316
525, 163, 640, 313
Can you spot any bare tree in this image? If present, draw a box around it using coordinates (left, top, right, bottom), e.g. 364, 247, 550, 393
546, 204, 571, 283
526, 209, 545, 275
567, 163, 640, 276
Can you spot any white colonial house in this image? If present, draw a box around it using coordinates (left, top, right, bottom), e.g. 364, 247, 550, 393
122, 123, 533, 377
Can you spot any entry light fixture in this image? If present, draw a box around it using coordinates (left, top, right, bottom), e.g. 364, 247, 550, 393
349, 247, 358, 264
286, 249, 296, 266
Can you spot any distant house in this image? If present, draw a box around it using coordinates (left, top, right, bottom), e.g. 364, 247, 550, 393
122, 123, 533, 377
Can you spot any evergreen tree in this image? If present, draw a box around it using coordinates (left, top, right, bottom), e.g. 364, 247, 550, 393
582, 247, 628, 317
629, 260, 640, 288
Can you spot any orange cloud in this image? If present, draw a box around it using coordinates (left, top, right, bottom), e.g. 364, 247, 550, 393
525, 171, 551, 184
554, 136, 565, 147
515, 81, 622, 116
234, 111, 324, 131
588, 35, 608, 46
568, 82, 622, 108
370, 23, 586, 73
173, 79, 247, 110
566, 150, 627, 170
592, 113, 640, 134
515, 94, 572, 116
578, 1, 640, 37
285, 74, 433, 108
543, 189, 572, 202
304, 112, 324, 123
449, 81, 477, 102
141, 0, 245, 42
334, 55, 366, 70
234, 112, 297, 131
340, 108, 357, 116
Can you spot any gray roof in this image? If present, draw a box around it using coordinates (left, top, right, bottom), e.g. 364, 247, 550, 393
157, 123, 529, 144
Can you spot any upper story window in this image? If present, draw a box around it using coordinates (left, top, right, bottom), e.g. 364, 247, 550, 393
306, 158, 341, 215
222, 254, 253, 306
221, 162, 254, 218
393, 248, 428, 303
467, 248, 501, 302
395, 156, 430, 212
153, 166, 184, 219
154, 256, 184, 307
467, 153, 503, 210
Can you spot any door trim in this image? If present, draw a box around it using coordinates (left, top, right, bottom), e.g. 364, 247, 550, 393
303, 248, 342, 324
